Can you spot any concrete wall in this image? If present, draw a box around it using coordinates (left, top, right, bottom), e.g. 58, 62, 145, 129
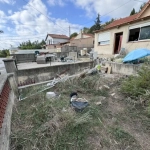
13, 54, 36, 63
17, 61, 93, 83
94, 19, 150, 56
105, 62, 141, 75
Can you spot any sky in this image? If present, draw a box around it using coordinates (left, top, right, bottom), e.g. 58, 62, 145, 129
0, 0, 148, 49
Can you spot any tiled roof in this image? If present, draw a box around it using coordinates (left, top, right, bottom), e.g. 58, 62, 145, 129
104, 14, 138, 29
48, 34, 69, 39
95, 0, 150, 32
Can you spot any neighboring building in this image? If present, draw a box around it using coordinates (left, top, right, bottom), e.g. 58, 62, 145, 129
45, 34, 69, 49
70, 30, 94, 51
94, 0, 150, 57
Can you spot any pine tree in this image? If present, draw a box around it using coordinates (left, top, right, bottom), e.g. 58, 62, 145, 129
130, 8, 136, 16
94, 13, 101, 31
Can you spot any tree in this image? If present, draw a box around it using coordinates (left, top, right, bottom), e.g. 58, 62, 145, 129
0, 50, 10, 58
94, 13, 101, 31
130, 8, 136, 16
70, 32, 78, 39
87, 25, 96, 34
102, 18, 115, 28
83, 27, 90, 33
139, 2, 146, 12
19, 39, 46, 50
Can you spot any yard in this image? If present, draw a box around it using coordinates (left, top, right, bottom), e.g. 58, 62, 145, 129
10, 72, 150, 150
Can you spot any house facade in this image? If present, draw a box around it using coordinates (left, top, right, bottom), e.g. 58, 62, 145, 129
94, 0, 150, 57
45, 34, 69, 49
70, 30, 94, 50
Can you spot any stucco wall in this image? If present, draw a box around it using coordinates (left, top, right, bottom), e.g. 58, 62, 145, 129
140, 5, 150, 18
17, 61, 93, 83
94, 19, 150, 56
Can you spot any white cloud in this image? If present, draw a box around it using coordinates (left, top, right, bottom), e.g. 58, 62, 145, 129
0, 0, 15, 5
47, 0, 65, 6
72, 0, 148, 18
8, 10, 12, 14
0, 0, 82, 49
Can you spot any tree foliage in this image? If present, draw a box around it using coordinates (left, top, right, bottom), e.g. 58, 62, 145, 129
70, 32, 78, 39
0, 50, 10, 57
94, 13, 101, 31
130, 8, 136, 16
139, 2, 146, 12
19, 40, 46, 49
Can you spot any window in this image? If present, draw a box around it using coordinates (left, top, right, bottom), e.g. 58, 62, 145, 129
128, 28, 140, 42
139, 26, 150, 40
128, 23, 150, 42
98, 32, 110, 45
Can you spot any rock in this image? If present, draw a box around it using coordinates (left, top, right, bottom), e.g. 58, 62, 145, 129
46, 92, 56, 99
111, 93, 115, 96
103, 85, 110, 90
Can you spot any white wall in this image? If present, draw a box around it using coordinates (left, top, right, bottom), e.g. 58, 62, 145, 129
46, 36, 69, 45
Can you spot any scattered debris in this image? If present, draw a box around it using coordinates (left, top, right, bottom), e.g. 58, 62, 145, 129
46, 92, 56, 99
111, 93, 116, 97
95, 101, 102, 105
103, 85, 110, 90
70, 92, 89, 111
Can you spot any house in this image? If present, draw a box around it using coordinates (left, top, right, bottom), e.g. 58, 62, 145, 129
45, 34, 69, 49
70, 30, 94, 51
94, 0, 150, 57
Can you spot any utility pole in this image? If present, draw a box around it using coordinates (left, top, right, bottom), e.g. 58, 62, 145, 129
69, 26, 71, 37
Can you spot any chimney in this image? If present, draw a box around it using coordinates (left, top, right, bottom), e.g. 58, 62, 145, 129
81, 29, 83, 38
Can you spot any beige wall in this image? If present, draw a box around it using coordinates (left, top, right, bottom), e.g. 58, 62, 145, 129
70, 37, 94, 48
94, 19, 150, 56
140, 5, 150, 18
75, 33, 92, 39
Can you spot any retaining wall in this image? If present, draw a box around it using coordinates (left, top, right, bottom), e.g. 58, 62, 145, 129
17, 61, 93, 84
105, 62, 141, 75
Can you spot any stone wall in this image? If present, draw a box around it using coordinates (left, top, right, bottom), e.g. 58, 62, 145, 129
17, 61, 93, 83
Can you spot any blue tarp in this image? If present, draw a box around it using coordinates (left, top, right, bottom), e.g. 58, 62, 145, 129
123, 48, 150, 63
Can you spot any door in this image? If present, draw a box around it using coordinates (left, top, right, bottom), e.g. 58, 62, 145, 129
114, 32, 123, 54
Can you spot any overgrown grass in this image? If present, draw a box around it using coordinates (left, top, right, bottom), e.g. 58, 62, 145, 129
121, 66, 150, 109
11, 75, 143, 150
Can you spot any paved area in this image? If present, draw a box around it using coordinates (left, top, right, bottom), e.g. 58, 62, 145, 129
17, 60, 92, 70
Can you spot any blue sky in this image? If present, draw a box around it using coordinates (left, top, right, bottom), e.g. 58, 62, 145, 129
0, 0, 148, 49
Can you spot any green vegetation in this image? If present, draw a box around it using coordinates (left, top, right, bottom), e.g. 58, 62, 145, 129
0, 50, 10, 57
19, 40, 46, 50
70, 32, 78, 39
130, 8, 136, 16
121, 66, 150, 109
